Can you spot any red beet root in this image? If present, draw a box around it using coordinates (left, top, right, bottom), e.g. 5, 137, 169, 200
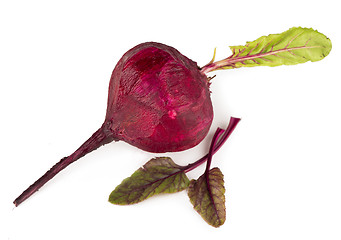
14, 42, 213, 206
107, 42, 213, 152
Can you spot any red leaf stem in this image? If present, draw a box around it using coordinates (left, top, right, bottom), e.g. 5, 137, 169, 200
184, 117, 241, 173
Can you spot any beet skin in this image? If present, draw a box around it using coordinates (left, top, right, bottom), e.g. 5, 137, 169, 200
107, 42, 213, 152
14, 42, 213, 206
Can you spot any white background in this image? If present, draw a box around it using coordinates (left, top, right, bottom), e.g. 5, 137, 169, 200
1, 0, 340, 239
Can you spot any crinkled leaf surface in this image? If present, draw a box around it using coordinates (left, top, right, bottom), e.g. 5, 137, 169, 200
221, 27, 332, 69
188, 167, 226, 227
109, 157, 189, 205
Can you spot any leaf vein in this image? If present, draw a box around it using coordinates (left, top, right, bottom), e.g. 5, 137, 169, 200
260, 39, 274, 53
285, 29, 305, 49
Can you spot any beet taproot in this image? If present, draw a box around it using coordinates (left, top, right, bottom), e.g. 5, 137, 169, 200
13, 42, 213, 206
107, 42, 213, 152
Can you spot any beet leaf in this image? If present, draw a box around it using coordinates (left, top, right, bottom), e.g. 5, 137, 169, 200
187, 128, 226, 228
201, 27, 332, 73
188, 167, 226, 228
108, 157, 190, 205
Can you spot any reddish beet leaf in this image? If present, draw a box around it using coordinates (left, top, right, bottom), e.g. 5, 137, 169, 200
108, 157, 190, 205
188, 167, 226, 228
187, 128, 226, 228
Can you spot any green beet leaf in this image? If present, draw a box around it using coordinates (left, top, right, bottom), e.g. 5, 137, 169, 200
204, 27, 332, 71
188, 167, 226, 228
108, 157, 190, 205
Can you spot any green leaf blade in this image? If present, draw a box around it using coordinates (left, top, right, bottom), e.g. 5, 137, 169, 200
188, 167, 226, 228
108, 157, 190, 205
223, 27, 331, 69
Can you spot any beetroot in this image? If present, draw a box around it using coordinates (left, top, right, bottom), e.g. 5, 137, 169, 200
14, 27, 331, 206
107, 42, 213, 152
13, 42, 213, 206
